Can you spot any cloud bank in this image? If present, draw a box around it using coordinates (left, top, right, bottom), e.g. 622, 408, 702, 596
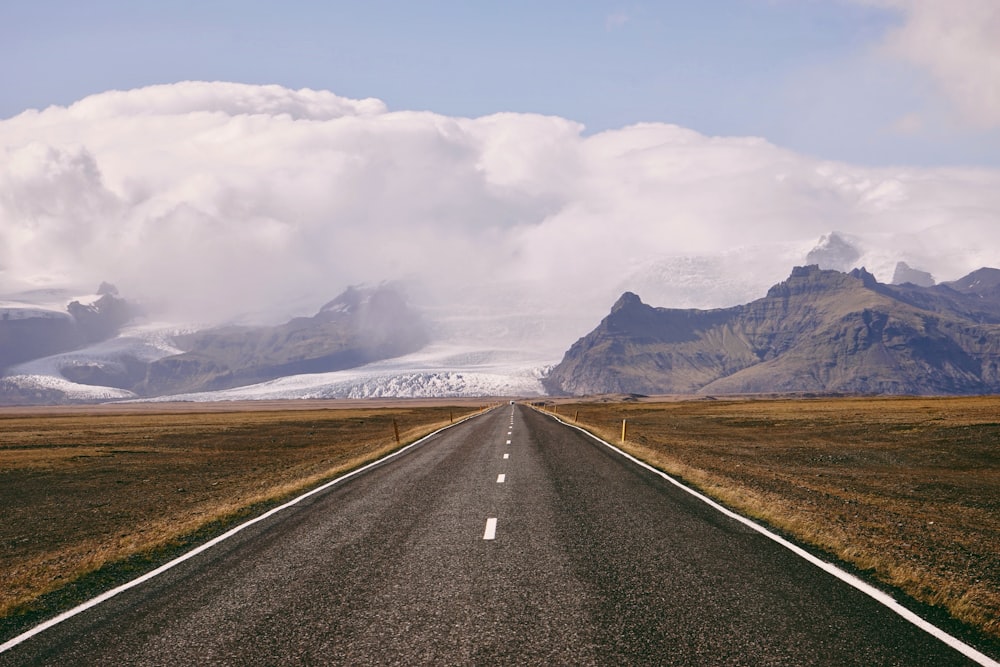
2, 81, 1000, 355
861, 0, 1000, 128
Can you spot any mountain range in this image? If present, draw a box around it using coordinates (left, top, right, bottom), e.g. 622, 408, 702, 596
5, 259, 1000, 404
543, 265, 1000, 396
135, 286, 428, 396
0, 283, 134, 371
0, 285, 427, 404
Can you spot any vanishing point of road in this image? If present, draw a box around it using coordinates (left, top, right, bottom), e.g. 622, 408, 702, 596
0, 404, 991, 666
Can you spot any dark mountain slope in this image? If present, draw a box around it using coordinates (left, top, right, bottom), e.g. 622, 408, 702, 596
138, 285, 428, 395
0, 284, 135, 371
544, 266, 1000, 396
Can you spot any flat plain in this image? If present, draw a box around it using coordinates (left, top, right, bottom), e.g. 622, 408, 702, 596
546, 395, 1000, 647
2, 395, 998, 656
0, 399, 485, 640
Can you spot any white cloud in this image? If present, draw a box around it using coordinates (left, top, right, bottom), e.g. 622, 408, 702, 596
64, 81, 387, 121
2, 82, 1000, 354
861, 0, 1000, 128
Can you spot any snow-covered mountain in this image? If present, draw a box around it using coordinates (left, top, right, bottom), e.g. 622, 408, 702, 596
3, 323, 186, 402
132, 346, 552, 402
4, 82, 1000, 402
0, 229, 990, 404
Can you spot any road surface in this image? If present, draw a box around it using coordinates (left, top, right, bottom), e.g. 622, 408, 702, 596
0, 404, 989, 665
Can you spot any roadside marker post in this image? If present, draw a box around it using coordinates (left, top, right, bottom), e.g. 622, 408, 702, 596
392, 419, 400, 445
622, 419, 628, 443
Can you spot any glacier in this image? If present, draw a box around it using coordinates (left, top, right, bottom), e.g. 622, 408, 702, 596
2, 230, 998, 403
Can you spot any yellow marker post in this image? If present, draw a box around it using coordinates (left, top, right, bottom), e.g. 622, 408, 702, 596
621, 419, 628, 443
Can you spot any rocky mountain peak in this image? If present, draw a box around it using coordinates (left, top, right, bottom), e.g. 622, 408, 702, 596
765, 264, 876, 299
0, 283, 136, 373
319, 285, 367, 315
805, 232, 861, 271
945, 267, 1000, 300
891, 262, 935, 287
848, 267, 878, 288
611, 291, 644, 313
67, 287, 136, 344
545, 265, 1000, 397
134, 282, 429, 396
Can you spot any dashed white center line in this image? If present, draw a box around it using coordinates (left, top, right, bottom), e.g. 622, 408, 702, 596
483, 518, 497, 540
506, 440, 511, 445
503, 453, 509, 459
497, 473, 506, 483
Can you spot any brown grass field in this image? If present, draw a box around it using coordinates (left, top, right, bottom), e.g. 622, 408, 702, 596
543, 395, 1000, 645
0, 399, 487, 638
2, 396, 998, 653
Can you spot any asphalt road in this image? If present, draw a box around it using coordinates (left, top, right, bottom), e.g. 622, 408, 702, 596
0, 404, 989, 666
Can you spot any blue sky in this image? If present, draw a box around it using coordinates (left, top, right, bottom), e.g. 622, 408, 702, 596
3, 0, 1000, 347
4, 0, 999, 167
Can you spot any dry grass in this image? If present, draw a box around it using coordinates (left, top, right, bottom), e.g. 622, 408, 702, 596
5, 395, 997, 650
545, 396, 1000, 641
0, 401, 484, 626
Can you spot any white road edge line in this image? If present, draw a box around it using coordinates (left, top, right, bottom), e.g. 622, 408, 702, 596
484, 517, 498, 540
0, 409, 493, 655
541, 409, 1000, 667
